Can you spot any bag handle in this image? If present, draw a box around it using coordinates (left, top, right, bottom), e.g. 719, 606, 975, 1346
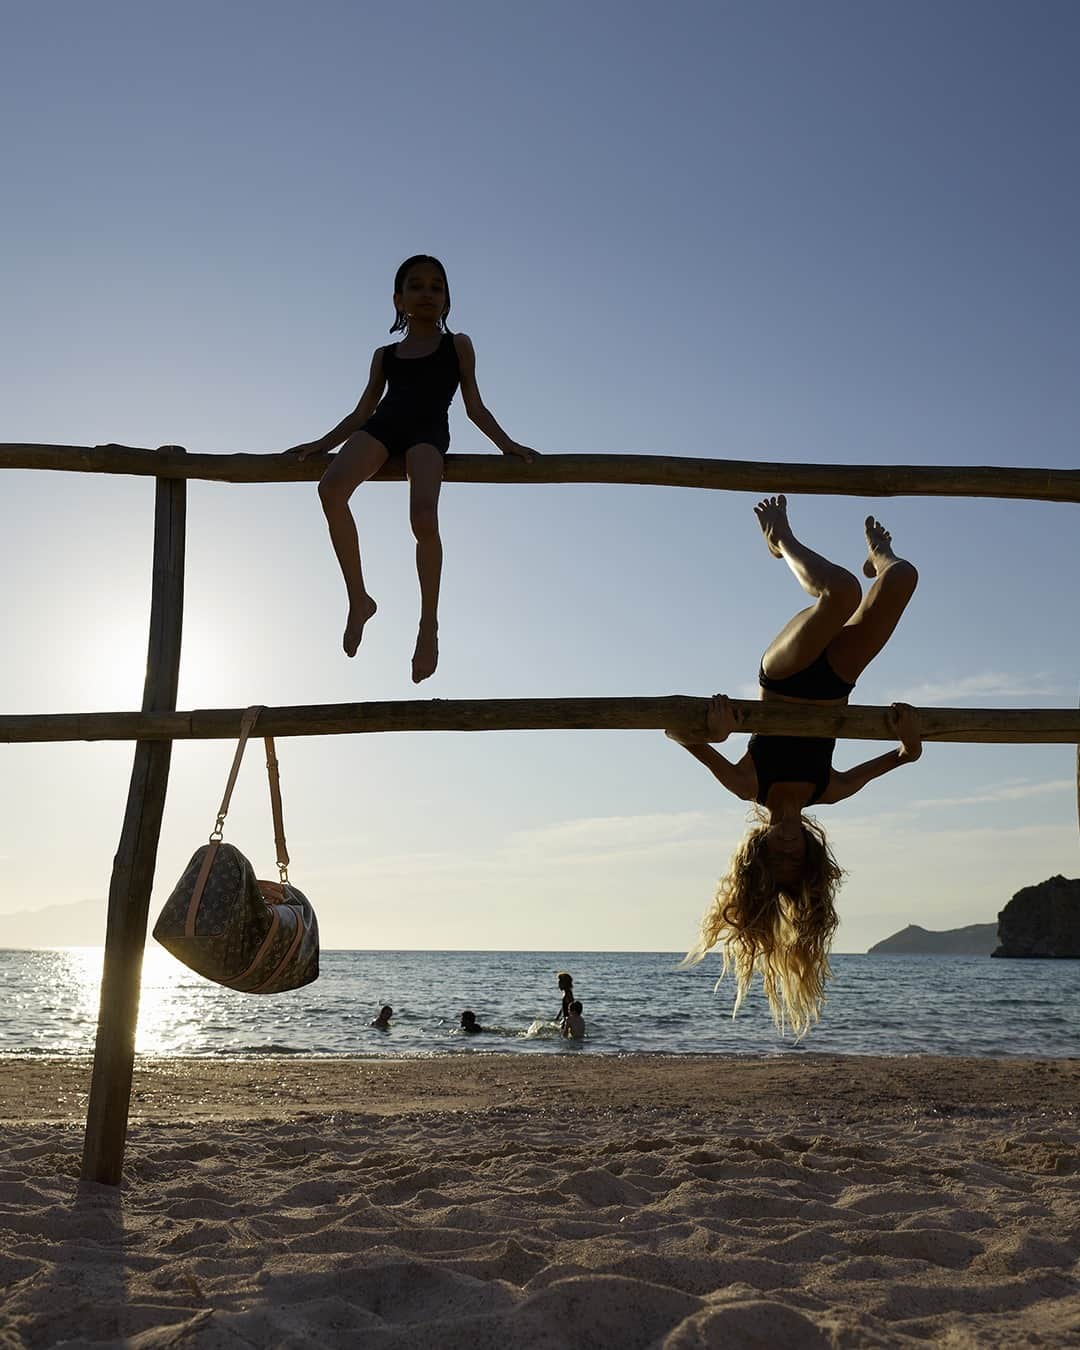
209, 706, 291, 883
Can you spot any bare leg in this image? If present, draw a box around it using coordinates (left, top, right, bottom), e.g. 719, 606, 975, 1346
827, 516, 918, 683
317, 432, 389, 657
755, 496, 863, 680
406, 443, 445, 683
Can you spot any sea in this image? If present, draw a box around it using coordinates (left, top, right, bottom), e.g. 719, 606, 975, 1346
1, 948, 1077, 1059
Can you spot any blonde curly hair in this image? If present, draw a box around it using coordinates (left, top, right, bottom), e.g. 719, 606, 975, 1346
684, 810, 844, 1038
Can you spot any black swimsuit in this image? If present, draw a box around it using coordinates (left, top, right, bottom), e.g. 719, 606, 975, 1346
750, 651, 856, 806
749, 733, 836, 806
758, 648, 853, 701
361, 332, 461, 457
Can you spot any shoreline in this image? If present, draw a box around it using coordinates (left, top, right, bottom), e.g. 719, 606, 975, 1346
4, 1051, 1078, 1126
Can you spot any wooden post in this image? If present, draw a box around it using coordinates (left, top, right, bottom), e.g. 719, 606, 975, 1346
81, 476, 185, 1185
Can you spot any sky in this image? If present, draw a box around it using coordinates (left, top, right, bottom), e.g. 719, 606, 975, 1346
1, 0, 1077, 954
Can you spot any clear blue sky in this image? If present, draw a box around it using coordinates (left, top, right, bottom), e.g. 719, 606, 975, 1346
1, 0, 1077, 952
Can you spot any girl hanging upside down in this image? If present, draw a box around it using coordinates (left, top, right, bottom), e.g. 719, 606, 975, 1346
283, 255, 538, 682
668, 494, 922, 1038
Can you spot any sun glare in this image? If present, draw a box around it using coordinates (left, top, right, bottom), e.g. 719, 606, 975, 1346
62, 944, 196, 1055
78, 620, 149, 707
76, 612, 238, 710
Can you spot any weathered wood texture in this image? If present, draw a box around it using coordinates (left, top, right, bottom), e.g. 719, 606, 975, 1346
2, 442, 1078, 501
4, 698, 1078, 745
81, 477, 186, 1187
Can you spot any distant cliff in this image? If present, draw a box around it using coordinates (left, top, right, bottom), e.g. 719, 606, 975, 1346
992, 875, 1080, 958
1, 898, 104, 948
868, 923, 999, 956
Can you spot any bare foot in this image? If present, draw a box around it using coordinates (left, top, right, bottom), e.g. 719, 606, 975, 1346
411, 623, 439, 683
862, 516, 898, 578
343, 596, 377, 657
753, 494, 791, 558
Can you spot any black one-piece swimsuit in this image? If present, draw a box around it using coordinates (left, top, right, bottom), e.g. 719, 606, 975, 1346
750, 650, 857, 806
360, 332, 461, 457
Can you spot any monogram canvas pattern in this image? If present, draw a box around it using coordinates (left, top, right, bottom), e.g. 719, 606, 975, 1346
154, 842, 319, 993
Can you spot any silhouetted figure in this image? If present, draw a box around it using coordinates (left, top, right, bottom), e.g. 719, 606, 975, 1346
555, 971, 574, 1026
561, 1000, 586, 1041
283, 255, 539, 682
670, 496, 921, 1037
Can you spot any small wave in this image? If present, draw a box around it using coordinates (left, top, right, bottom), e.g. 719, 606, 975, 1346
0, 1048, 93, 1059
449, 1023, 521, 1039
213, 1043, 306, 1055
522, 1019, 563, 1040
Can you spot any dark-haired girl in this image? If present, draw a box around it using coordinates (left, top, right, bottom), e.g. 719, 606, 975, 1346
555, 971, 574, 1026
285, 255, 537, 682
668, 495, 922, 1036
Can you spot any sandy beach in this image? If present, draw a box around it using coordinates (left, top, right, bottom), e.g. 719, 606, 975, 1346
2, 1054, 1079, 1347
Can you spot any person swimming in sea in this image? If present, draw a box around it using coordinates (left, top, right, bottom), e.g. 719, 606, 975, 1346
555, 971, 574, 1027
561, 1000, 586, 1041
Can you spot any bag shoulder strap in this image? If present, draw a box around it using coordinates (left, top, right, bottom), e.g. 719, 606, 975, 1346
210, 705, 263, 840
208, 706, 291, 881
264, 736, 290, 881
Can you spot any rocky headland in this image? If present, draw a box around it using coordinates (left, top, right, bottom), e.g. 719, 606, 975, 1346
868, 922, 998, 955
992, 874, 1080, 958
868, 875, 1080, 957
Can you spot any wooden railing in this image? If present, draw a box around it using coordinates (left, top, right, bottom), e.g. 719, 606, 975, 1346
2, 441, 1079, 499
1, 699, 1077, 745
2, 443, 1076, 1184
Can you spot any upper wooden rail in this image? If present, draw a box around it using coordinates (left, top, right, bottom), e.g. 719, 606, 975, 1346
2, 443, 1078, 501
1, 698, 1077, 744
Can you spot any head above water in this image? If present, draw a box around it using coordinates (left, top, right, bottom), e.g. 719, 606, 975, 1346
556, 971, 573, 991
569, 1001, 583, 1015
391, 254, 451, 334
460, 1009, 477, 1028
684, 809, 844, 1038
379, 1005, 393, 1019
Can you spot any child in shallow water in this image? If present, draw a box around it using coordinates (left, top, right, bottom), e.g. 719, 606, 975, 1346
370, 1005, 393, 1030
555, 971, 574, 1026
561, 1001, 586, 1041
283, 254, 539, 682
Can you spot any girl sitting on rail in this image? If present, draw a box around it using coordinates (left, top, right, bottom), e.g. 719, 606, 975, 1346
668, 495, 922, 1037
283, 255, 537, 682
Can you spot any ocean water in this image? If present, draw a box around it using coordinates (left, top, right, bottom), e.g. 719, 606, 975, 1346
0, 947, 1076, 1059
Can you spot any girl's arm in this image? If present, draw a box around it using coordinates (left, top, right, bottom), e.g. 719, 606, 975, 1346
668, 737, 757, 800
455, 333, 537, 462
665, 693, 757, 801
816, 703, 922, 805
285, 348, 387, 460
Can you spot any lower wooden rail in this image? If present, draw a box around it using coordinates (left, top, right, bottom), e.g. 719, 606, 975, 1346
2, 698, 1078, 744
